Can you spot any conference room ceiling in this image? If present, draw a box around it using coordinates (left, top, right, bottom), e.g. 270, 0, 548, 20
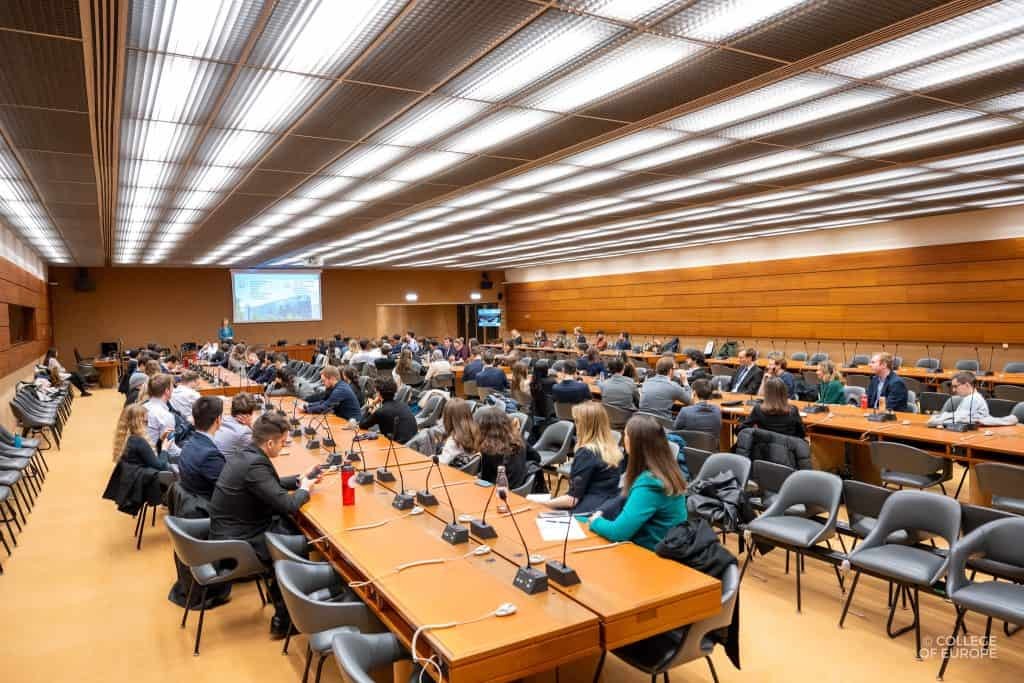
1, 1, 1024, 269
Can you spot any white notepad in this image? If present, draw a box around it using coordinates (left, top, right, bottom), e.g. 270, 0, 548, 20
535, 516, 586, 542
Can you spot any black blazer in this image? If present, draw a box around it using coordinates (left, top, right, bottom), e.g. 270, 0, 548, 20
730, 365, 764, 395
178, 432, 225, 500
739, 405, 806, 439
866, 373, 909, 412
209, 444, 308, 546
359, 400, 417, 443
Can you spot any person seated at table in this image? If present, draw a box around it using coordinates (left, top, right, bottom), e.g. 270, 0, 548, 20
359, 377, 417, 443
476, 406, 536, 488
462, 349, 485, 383
341, 339, 360, 363
578, 347, 607, 377
552, 359, 591, 405
447, 337, 468, 363
302, 366, 361, 420
573, 326, 587, 347
533, 329, 549, 347
164, 355, 182, 375
392, 348, 422, 388
266, 367, 296, 397
530, 359, 557, 420
214, 393, 259, 459
475, 351, 509, 392
730, 347, 764, 395
209, 412, 319, 638
681, 350, 711, 382
815, 361, 846, 405
757, 356, 795, 399
614, 332, 632, 351
177, 396, 226, 500
643, 338, 662, 353
672, 379, 721, 438
866, 352, 909, 412
113, 403, 172, 471
593, 330, 608, 351
170, 371, 201, 418
422, 350, 452, 385
508, 329, 523, 347
511, 361, 531, 395
209, 342, 229, 367
144, 374, 182, 458
436, 398, 480, 467
740, 377, 805, 438
639, 357, 692, 420
622, 356, 639, 380
553, 329, 570, 349
543, 401, 623, 514
587, 414, 687, 551
599, 357, 639, 411
927, 372, 994, 426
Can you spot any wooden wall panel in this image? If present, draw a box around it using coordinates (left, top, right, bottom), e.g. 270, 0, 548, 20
0, 255, 50, 382
506, 237, 1024, 368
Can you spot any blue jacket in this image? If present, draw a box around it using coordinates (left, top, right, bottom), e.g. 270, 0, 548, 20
475, 366, 508, 391
552, 379, 591, 405
306, 381, 361, 420
178, 432, 225, 500
867, 372, 909, 412
463, 359, 485, 382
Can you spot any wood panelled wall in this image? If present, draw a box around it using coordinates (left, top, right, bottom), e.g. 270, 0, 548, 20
507, 237, 1024, 361
0, 257, 49, 376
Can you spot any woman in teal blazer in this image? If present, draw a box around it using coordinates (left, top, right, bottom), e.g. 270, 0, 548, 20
588, 414, 687, 551
816, 361, 847, 405
218, 317, 234, 343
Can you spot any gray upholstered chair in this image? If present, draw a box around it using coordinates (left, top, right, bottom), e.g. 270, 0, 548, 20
609, 564, 740, 683
807, 352, 829, 366
415, 394, 446, 428
801, 370, 820, 388
915, 357, 941, 371
973, 462, 1024, 515
331, 632, 421, 683
458, 454, 481, 476
918, 391, 949, 414
553, 401, 576, 421
843, 386, 865, 406
954, 359, 980, 372
461, 379, 477, 400
869, 441, 952, 494
667, 428, 718, 452
276, 560, 384, 683
428, 372, 454, 391
902, 376, 924, 396
601, 403, 635, 430
511, 473, 536, 497
1003, 361, 1024, 373
839, 491, 961, 658
849, 354, 870, 366
164, 516, 269, 655
993, 384, 1024, 403
683, 448, 711, 482
845, 373, 870, 389
939, 518, 1024, 679
534, 420, 575, 469
266, 532, 333, 654
986, 397, 1016, 418
710, 375, 732, 392
694, 453, 751, 490
742, 470, 843, 612
636, 410, 674, 430
790, 352, 808, 362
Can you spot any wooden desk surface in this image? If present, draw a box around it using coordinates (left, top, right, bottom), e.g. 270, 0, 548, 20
711, 357, 1024, 386
192, 363, 262, 396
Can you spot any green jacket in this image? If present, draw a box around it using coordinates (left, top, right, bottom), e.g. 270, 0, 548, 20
818, 379, 846, 405
589, 471, 687, 551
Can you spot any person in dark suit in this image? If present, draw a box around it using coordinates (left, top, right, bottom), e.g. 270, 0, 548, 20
301, 365, 360, 420
359, 377, 418, 443
475, 351, 509, 392
551, 360, 591, 405
209, 412, 318, 638
463, 352, 485, 382
730, 347, 764, 395
866, 352, 909, 412
177, 396, 225, 500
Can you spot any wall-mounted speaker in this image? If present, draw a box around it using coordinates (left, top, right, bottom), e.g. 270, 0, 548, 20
480, 280, 493, 289
73, 267, 95, 292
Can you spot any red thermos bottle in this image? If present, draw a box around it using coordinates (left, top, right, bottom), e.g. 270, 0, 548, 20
860, 393, 868, 409
341, 464, 355, 506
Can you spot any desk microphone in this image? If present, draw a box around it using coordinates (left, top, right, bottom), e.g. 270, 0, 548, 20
289, 399, 302, 431
322, 417, 337, 449
975, 346, 992, 376
934, 344, 945, 373
434, 456, 469, 544
500, 489, 547, 594
415, 456, 440, 507
352, 434, 374, 485
813, 340, 821, 365
303, 413, 319, 437
893, 343, 899, 369
802, 340, 809, 359
847, 342, 859, 368
988, 345, 996, 376
346, 420, 363, 462
470, 481, 498, 539
545, 511, 580, 587
377, 418, 398, 483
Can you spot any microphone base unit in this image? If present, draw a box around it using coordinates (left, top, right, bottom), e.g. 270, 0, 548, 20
375, 468, 396, 483
945, 422, 979, 432
545, 561, 581, 587
304, 427, 318, 436
325, 453, 342, 467
345, 450, 361, 462
305, 439, 321, 449
803, 404, 829, 414
415, 490, 439, 506
866, 412, 897, 422
323, 437, 337, 448
392, 491, 416, 510
513, 566, 549, 594
354, 471, 375, 485
441, 523, 469, 545
469, 519, 497, 538
290, 418, 301, 426
290, 427, 303, 438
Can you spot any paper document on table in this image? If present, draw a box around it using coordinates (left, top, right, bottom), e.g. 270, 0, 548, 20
535, 516, 586, 542
526, 493, 552, 503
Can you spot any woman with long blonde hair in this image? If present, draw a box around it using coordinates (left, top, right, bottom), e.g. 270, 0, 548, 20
543, 401, 623, 513
112, 403, 170, 470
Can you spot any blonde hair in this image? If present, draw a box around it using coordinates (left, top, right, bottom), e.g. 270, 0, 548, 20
818, 360, 843, 383
113, 403, 149, 462
572, 402, 623, 469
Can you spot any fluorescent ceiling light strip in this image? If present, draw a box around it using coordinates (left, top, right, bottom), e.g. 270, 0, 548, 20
138, 0, 251, 60
888, 181, 1018, 201
495, 165, 579, 190
814, 110, 980, 153
122, 159, 179, 188
379, 97, 490, 148
203, 129, 275, 167
677, 0, 810, 43
344, 180, 407, 202
483, 192, 549, 210
819, 171, 952, 194
313, 200, 364, 217
127, 52, 222, 124
221, 70, 326, 133
123, 119, 197, 163
882, 33, 1024, 92
822, 2, 1024, 80
296, 175, 356, 200
527, 33, 703, 113
563, 129, 686, 167
328, 144, 408, 178
440, 189, 507, 208
722, 88, 896, 140
384, 151, 468, 182
973, 93, 1024, 115
732, 156, 853, 183
649, 181, 733, 202
700, 149, 821, 179
614, 137, 730, 171
925, 143, 1024, 169
808, 167, 928, 191
667, 73, 847, 133
967, 194, 1024, 207
441, 108, 558, 154
848, 118, 1018, 158
185, 165, 239, 192
544, 169, 623, 193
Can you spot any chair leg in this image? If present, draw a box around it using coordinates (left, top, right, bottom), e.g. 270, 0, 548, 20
705, 656, 720, 683
838, 571, 861, 628
795, 551, 802, 613
0, 526, 10, 556
886, 585, 919, 642
181, 581, 194, 628
255, 577, 267, 606
11, 490, 26, 525
953, 466, 969, 500
2, 512, 15, 548
6, 500, 21, 533
151, 502, 157, 527
314, 653, 328, 683
193, 586, 209, 656
1005, 621, 1021, 637
282, 626, 293, 654
739, 547, 754, 583
938, 607, 967, 681
302, 645, 313, 683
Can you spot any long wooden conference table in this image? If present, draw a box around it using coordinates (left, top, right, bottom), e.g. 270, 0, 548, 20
261, 402, 720, 683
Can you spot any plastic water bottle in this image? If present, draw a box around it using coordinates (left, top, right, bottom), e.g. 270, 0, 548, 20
496, 465, 510, 513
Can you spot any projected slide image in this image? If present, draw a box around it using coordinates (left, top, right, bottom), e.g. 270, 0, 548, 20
478, 308, 501, 328
232, 270, 323, 323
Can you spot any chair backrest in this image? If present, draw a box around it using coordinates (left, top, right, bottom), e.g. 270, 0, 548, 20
870, 441, 944, 476
954, 359, 980, 371
974, 462, 1024, 512
710, 375, 732, 391
458, 454, 481, 475
986, 397, 1016, 418
708, 364, 735, 378
395, 385, 412, 404
948, 518, 1024, 596
850, 354, 870, 366
697, 452, 751, 489
808, 352, 829, 365
842, 479, 891, 535
940, 395, 964, 413
683, 447, 711, 480
801, 370, 819, 387
400, 369, 423, 386
845, 373, 870, 389
509, 411, 530, 435
902, 376, 924, 395
869, 490, 962, 550
332, 632, 411, 683
993, 384, 1024, 402
790, 352, 807, 361
915, 357, 940, 370
671, 564, 740, 668
892, 356, 903, 370
667, 428, 717, 452
462, 380, 477, 399
429, 373, 454, 390
511, 473, 535, 497
771, 470, 843, 532
601, 403, 635, 430
1014, 402, 1024, 422
477, 386, 499, 400
553, 402, 576, 420
635, 410, 673, 429
536, 420, 574, 452
906, 389, 919, 413
918, 391, 949, 414
843, 386, 865, 406
1003, 361, 1024, 373
750, 460, 794, 500
510, 389, 533, 412
265, 532, 318, 565
275, 560, 379, 636
960, 502, 1015, 536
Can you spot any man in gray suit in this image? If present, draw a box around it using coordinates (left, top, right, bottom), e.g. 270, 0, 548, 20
639, 356, 692, 420
598, 358, 638, 411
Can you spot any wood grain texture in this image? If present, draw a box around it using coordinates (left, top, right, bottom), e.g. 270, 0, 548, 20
0, 255, 49, 379
507, 237, 1024, 345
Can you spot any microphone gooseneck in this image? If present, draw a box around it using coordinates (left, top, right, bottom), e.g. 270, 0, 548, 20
499, 490, 530, 568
